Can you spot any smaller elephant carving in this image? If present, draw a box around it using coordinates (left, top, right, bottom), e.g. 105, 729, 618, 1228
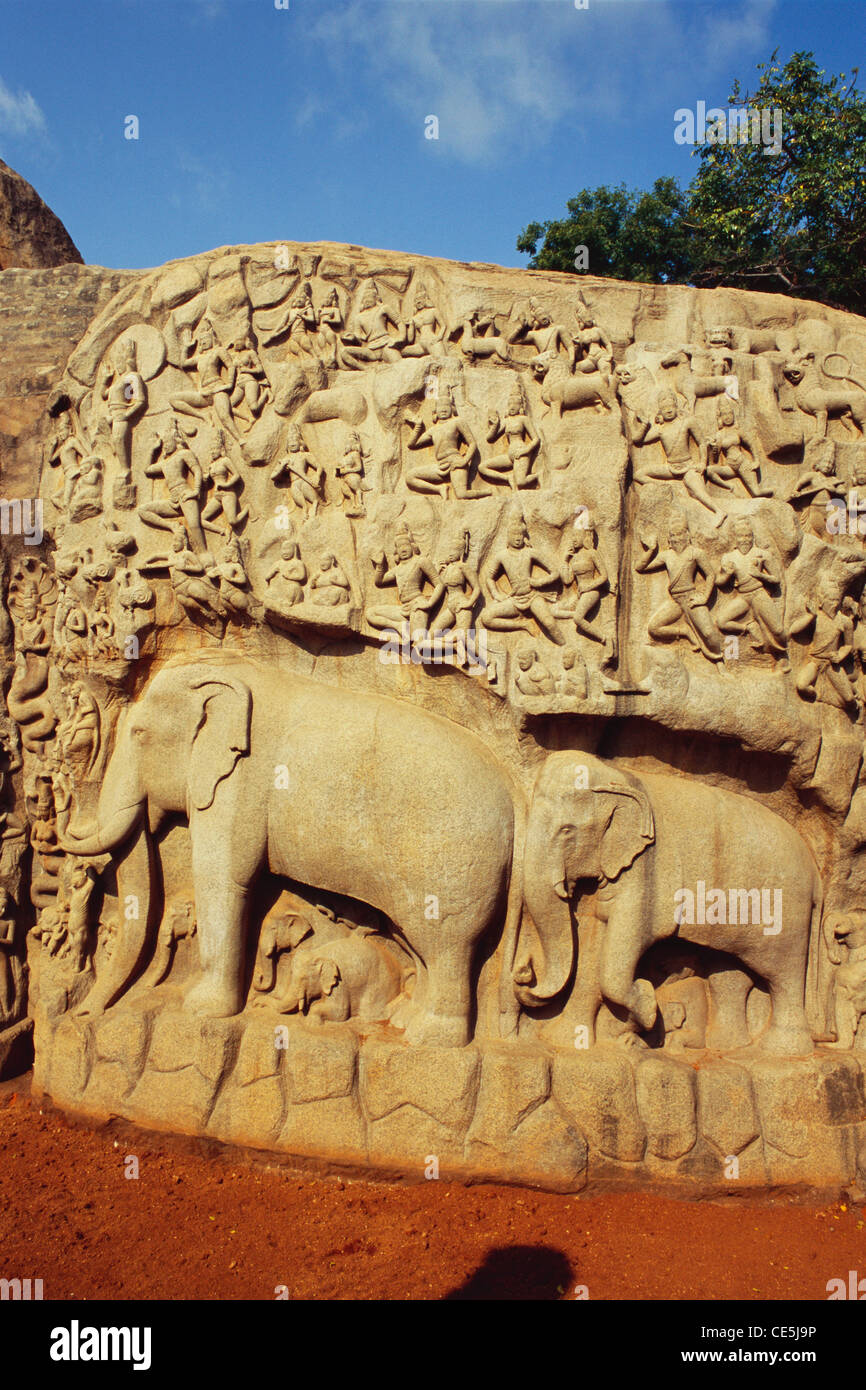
275, 930, 407, 1024
824, 911, 866, 1050
252, 906, 344, 995
139, 900, 197, 988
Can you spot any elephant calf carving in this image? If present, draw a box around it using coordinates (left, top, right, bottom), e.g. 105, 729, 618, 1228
59, 654, 520, 1047
275, 930, 407, 1023
517, 753, 823, 1054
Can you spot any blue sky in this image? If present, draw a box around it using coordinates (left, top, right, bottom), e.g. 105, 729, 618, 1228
0, 0, 863, 270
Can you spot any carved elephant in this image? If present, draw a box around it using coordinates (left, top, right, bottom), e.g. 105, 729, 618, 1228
59, 653, 521, 1046
275, 930, 406, 1023
516, 753, 823, 1054
253, 910, 314, 994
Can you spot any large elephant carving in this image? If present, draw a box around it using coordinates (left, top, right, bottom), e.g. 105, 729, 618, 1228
58, 654, 522, 1046
516, 753, 823, 1054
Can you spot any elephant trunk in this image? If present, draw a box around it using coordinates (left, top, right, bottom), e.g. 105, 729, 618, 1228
516, 829, 575, 1006
59, 724, 145, 857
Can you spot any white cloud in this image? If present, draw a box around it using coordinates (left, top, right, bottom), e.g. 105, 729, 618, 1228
0, 77, 46, 138
305, 0, 779, 165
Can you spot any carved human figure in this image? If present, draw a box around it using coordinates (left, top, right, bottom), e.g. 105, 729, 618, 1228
635, 518, 724, 662
57, 682, 100, 769
54, 581, 88, 659
480, 382, 540, 489
141, 532, 225, 623
170, 319, 244, 446
425, 531, 481, 665
208, 538, 255, 618
263, 279, 318, 352
402, 283, 447, 358
310, 552, 350, 607
229, 336, 270, 420
515, 644, 555, 696
335, 431, 372, 516
69, 452, 105, 524
340, 281, 406, 367
715, 518, 788, 661
266, 538, 307, 607
64, 860, 96, 974
481, 516, 565, 645
367, 523, 443, 636
100, 339, 146, 506
88, 590, 116, 658
508, 299, 574, 364
553, 527, 613, 665
790, 582, 858, 711
405, 389, 490, 499
706, 398, 773, 498
789, 438, 843, 539
270, 424, 325, 517
558, 646, 588, 699
47, 414, 87, 514
573, 304, 613, 379
139, 418, 210, 553
316, 287, 343, 366
631, 392, 726, 525
202, 431, 249, 533
823, 912, 866, 1050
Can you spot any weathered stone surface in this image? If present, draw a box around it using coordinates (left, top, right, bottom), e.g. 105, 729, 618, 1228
0, 159, 82, 271
7, 225, 866, 1198
697, 1061, 760, 1157
361, 1042, 480, 1131
288, 1026, 357, 1102
553, 1050, 646, 1163
635, 1055, 698, 1161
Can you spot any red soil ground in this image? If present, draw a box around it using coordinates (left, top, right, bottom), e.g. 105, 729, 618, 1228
0, 1076, 863, 1301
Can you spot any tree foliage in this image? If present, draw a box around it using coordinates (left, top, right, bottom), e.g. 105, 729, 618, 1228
517, 52, 866, 315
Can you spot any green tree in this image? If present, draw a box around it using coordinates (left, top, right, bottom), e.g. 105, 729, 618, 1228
517, 51, 866, 315
687, 51, 866, 312
516, 177, 693, 284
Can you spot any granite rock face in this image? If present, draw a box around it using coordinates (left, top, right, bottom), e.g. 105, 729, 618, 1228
3, 232, 866, 1194
0, 159, 83, 272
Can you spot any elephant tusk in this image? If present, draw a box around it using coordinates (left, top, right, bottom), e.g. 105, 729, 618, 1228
554, 878, 570, 901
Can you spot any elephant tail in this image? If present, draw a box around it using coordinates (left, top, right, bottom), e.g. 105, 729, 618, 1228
497, 798, 526, 1040
805, 874, 829, 1039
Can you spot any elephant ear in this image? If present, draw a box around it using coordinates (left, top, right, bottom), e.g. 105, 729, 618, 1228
317, 959, 341, 996
188, 676, 252, 812
596, 779, 655, 883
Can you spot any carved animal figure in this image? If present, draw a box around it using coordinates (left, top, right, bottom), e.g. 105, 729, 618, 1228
253, 908, 316, 993
530, 353, 614, 419
781, 352, 866, 437
516, 753, 823, 1054
823, 911, 866, 1049
59, 654, 522, 1046
276, 929, 406, 1023
138, 900, 197, 988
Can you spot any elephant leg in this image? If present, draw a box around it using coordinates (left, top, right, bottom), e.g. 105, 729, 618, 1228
758, 963, 812, 1055
185, 877, 248, 1018
404, 934, 473, 1048
706, 967, 753, 1050
599, 925, 657, 1035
